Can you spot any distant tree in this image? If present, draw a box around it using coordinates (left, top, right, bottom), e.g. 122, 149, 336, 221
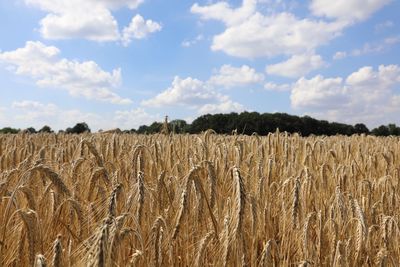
136, 121, 168, 134
25, 127, 37, 134
354, 123, 369, 134
301, 116, 320, 136
137, 125, 150, 134
372, 125, 390, 136
39, 125, 53, 133
66, 122, 91, 134
148, 122, 162, 133
0, 127, 20, 134
388, 124, 400, 135
160, 116, 170, 135
190, 114, 214, 133
169, 119, 188, 134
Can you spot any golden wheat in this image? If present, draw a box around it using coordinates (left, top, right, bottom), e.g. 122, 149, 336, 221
0, 132, 399, 266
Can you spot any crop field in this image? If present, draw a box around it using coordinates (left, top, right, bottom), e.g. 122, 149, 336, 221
0, 132, 399, 266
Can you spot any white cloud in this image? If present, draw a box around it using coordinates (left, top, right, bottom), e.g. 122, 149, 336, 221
333, 51, 347, 60
310, 0, 392, 23
8, 100, 159, 130
375, 20, 394, 32
141, 76, 245, 114
0, 107, 7, 125
114, 108, 161, 129
0, 41, 131, 104
192, 1, 345, 59
352, 36, 400, 56
142, 76, 216, 107
26, 0, 144, 11
192, 0, 390, 59
141, 64, 260, 113
208, 64, 264, 88
291, 75, 348, 109
12, 101, 58, 120
96, 0, 144, 10
191, 0, 257, 27
38, 6, 120, 41
24, 0, 160, 43
122, 15, 162, 46
198, 100, 245, 114
291, 65, 400, 127
258, 0, 299, 13
11, 100, 103, 130
266, 53, 325, 78
264, 82, 291, 91
182, 34, 204, 47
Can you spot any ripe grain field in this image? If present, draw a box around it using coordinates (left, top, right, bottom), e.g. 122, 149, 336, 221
0, 132, 399, 266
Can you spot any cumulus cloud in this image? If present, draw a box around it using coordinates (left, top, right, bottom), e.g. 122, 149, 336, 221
141, 64, 264, 113
142, 76, 244, 114
11, 100, 103, 130
0, 41, 131, 104
122, 15, 162, 46
182, 34, 204, 47
8, 100, 158, 130
192, 0, 390, 59
291, 64, 400, 127
375, 20, 394, 32
208, 64, 264, 88
266, 53, 326, 78
24, 0, 160, 43
12, 101, 58, 120
198, 100, 245, 114
310, 0, 392, 23
291, 76, 347, 109
191, 0, 257, 27
114, 108, 161, 129
264, 82, 291, 92
142, 76, 217, 107
333, 51, 347, 60
352, 36, 400, 56
192, 1, 346, 58
331, 36, 399, 60
0, 106, 7, 125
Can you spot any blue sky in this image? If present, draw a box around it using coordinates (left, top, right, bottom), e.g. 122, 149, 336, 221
0, 0, 399, 130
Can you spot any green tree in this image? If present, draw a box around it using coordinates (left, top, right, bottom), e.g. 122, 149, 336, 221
39, 125, 53, 133
66, 122, 91, 134
372, 125, 390, 136
169, 119, 188, 133
25, 127, 37, 134
388, 124, 400, 135
354, 123, 369, 134
0, 127, 20, 134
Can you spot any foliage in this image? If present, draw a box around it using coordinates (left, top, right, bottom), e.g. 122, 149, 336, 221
3, 113, 400, 136
0, 127, 19, 134
38, 125, 53, 133
66, 122, 91, 134
25, 127, 37, 134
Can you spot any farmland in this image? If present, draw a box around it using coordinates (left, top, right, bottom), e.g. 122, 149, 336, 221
0, 132, 399, 266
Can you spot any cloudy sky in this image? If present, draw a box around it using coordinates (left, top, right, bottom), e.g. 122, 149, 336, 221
0, 0, 399, 131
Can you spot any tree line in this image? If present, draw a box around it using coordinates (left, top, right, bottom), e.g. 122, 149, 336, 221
1, 112, 400, 136
0, 122, 91, 134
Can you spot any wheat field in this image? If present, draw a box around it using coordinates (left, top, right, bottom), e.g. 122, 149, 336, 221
0, 131, 399, 266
